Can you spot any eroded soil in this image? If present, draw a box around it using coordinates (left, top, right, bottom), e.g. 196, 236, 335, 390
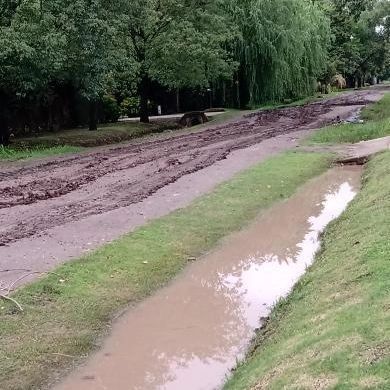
0, 90, 381, 248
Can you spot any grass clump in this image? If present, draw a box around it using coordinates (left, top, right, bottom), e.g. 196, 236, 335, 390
224, 151, 390, 390
0, 152, 330, 390
309, 93, 390, 144
0, 145, 83, 160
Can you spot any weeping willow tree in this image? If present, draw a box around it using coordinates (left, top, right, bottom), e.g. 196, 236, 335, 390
233, 0, 331, 104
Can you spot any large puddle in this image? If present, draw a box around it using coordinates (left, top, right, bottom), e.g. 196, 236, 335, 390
54, 166, 362, 390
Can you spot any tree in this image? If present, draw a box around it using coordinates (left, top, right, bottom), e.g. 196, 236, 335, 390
50, 0, 128, 130
0, 0, 42, 144
233, 0, 330, 105
123, 0, 237, 122
315, 0, 389, 87
355, 0, 390, 83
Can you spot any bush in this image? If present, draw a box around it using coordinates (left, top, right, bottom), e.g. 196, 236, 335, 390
101, 95, 121, 123
120, 97, 140, 117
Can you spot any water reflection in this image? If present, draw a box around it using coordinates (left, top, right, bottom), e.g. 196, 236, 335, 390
220, 181, 358, 331
54, 166, 361, 390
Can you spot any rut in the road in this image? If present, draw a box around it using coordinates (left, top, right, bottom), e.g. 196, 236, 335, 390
0, 93, 375, 246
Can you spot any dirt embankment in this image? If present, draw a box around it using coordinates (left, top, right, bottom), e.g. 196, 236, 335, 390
0, 90, 383, 247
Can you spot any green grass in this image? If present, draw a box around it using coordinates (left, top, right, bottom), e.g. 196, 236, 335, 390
361, 93, 390, 121
309, 120, 390, 144
252, 89, 347, 111
0, 152, 330, 390
0, 145, 83, 160
309, 93, 390, 144
11, 110, 243, 150
224, 151, 390, 390
12, 121, 180, 149
3, 110, 243, 161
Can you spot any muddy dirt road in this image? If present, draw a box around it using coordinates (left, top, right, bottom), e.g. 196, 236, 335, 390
0, 89, 384, 285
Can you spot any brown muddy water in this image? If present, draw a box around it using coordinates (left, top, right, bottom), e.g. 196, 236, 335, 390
54, 166, 362, 390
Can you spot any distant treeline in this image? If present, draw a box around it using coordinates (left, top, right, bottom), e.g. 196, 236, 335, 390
0, 0, 389, 144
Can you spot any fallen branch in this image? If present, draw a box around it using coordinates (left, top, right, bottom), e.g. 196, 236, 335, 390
0, 269, 62, 294
0, 269, 64, 313
6, 272, 45, 294
0, 294, 23, 311
0, 268, 33, 273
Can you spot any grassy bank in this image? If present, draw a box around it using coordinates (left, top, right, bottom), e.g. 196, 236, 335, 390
252, 89, 348, 111
0, 122, 163, 160
224, 151, 390, 389
309, 93, 390, 144
0, 110, 240, 161
10, 121, 179, 148
0, 152, 330, 390
0, 145, 83, 160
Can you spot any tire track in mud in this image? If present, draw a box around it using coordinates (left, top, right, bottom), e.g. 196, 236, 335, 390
0, 92, 379, 246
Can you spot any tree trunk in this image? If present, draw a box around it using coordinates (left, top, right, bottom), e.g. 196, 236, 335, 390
139, 75, 150, 123
0, 93, 10, 146
89, 99, 98, 131
47, 93, 54, 132
222, 81, 226, 107
345, 75, 353, 89
176, 88, 180, 113
0, 118, 9, 146
236, 80, 241, 109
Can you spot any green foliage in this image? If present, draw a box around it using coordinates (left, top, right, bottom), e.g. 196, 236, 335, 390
2, 0, 386, 134
233, 0, 330, 104
120, 0, 238, 121
0, 0, 131, 133
0, 145, 83, 160
150, 1, 238, 89
120, 97, 140, 117
101, 95, 121, 123
318, 0, 390, 84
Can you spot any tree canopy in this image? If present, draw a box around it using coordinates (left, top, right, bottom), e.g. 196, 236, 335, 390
317, 0, 390, 86
234, 0, 330, 104
120, 0, 237, 121
0, 0, 389, 142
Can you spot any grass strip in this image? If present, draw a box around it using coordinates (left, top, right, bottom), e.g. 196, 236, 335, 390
309, 93, 390, 144
10, 121, 179, 149
0, 152, 329, 390
0, 145, 83, 160
1, 111, 240, 161
224, 151, 390, 390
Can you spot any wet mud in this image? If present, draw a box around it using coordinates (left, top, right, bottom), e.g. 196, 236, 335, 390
0, 90, 379, 247
53, 165, 362, 390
